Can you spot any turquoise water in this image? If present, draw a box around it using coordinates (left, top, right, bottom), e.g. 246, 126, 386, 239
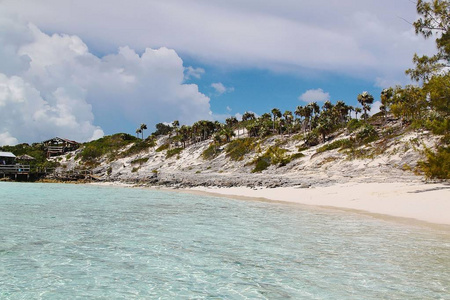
0, 182, 449, 299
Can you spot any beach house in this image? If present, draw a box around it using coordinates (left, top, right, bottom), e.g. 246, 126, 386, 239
42, 137, 79, 157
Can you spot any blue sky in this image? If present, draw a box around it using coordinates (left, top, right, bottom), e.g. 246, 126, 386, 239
190, 62, 382, 118
0, 0, 437, 145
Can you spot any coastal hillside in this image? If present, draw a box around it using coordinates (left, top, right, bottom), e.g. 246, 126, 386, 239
51, 115, 446, 187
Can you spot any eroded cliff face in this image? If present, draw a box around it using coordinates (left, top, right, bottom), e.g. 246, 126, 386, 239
53, 123, 438, 187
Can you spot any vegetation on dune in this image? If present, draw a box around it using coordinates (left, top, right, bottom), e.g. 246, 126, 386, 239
418, 146, 450, 179
166, 147, 183, 159
225, 138, 256, 161
77, 133, 155, 166
250, 146, 305, 173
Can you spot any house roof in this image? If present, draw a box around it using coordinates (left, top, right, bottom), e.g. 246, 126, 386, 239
0, 151, 16, 158
42, 137, 79, 145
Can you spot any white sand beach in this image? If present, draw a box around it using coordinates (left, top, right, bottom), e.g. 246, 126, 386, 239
190, 182, 450, 226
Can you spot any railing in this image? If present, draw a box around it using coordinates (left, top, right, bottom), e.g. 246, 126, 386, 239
0, 164, 31, 174
47, 146, 65, 152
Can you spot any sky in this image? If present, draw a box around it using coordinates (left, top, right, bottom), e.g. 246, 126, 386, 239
0, 0, 437, 145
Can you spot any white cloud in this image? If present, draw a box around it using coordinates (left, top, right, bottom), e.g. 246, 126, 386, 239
211, 82, 234, 95
0, 15, 211, 145
0, 0, 436, 84
0, 132, 18, 146
226, 106, 232, 112
299, 88, 330, 103
184, 66, 205, 80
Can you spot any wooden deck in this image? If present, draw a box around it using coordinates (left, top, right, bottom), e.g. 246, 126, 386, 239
0, 165, 96, 182
0, 164, 31, 179
0, 164, 30, 174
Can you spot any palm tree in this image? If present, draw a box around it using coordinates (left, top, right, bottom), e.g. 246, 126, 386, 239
135, 128, 142, 138
310, 102, 320, 116
271, 108, 281, 133
242, 112, 256, 122
294, 105, 304, 133
179, 125, 191, 148
140, 123, 147, 139
283, 110, 293, 135
172, 120, 180, 137
220, 127, 235, 142
335, 100, 349, 124
357, 91, 374, 121
225, 116, 238, 128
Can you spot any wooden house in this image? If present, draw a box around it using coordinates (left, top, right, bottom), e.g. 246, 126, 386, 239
42, 137, 79, 157
0, 151, 16, 165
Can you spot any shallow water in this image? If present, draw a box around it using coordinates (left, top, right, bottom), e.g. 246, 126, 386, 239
0, 182, 449, 299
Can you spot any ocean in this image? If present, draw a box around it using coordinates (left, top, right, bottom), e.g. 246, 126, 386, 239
0, 182, 449, 299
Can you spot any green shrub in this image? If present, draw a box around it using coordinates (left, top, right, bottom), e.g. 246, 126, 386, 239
166, 147, 183, 158
347, 119, 364, 132
424, 118, 449, 135
121, 139, 155, 158
225, 138, 256, 161
78, 133, 139, 162
356, 124, 378, 144
202, 144, 221, 160
131, 167, 139, 173
289, 152, 305, 161
304, 131, 319, 147
156, 143, 170, 152
250, 146, 290, 172
316, 139, 352, 153
252, 156, 271, 173
418, 146, 450, 179
131, 157, 149, 165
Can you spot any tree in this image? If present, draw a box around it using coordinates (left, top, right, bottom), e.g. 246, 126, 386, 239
242, 111, 256, 121
357, 92, 374, 121
139, 123, 147, 139
178, 125, 191, 148
225, 116, 238, 128
380, 88, 393, 123
154, 123, 172, 136
135, 128, 142, 138
172, 120, 180, 137
271, 108, 282, 133
424, 73, 450, 117
283, 110, 294, 135
219, 126, 235, 142
303, 105, 314, 131
406, 0, 449, 83
334, 100, 350, 125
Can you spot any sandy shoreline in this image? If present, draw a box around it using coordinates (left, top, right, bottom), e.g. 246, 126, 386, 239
186, 182, 450, 227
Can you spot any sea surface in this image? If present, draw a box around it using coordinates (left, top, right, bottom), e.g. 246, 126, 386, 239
0, 182, 449, 299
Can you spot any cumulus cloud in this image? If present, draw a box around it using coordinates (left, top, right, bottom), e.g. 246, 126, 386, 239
299, 88, 330, 103
211, 82, 234, 95
0, 15, 211, 145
